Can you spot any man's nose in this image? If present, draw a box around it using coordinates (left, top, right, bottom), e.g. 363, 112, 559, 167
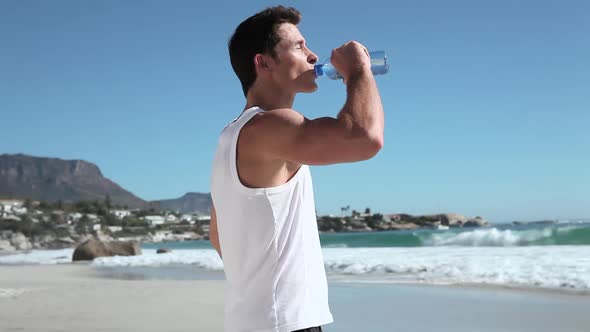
307, 51, 318, 65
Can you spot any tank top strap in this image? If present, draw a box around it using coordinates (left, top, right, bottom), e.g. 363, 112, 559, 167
235, 106, 264, 127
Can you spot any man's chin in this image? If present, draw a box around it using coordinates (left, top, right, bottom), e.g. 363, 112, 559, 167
294, 72, 318, 93
302, 82, 318, 93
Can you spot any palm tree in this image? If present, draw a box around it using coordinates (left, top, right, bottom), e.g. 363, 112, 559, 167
341, 205, 351, 217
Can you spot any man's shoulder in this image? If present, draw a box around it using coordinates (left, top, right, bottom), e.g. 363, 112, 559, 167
243, 108, 305, 135
238, 108, 305, 162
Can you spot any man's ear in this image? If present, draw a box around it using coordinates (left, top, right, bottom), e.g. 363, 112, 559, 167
254, 54, 273, 75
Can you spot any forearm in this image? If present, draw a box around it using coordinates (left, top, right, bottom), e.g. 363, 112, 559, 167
337, 71, 384, 144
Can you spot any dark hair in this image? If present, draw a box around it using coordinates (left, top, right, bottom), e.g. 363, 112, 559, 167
228, 6, 301, 97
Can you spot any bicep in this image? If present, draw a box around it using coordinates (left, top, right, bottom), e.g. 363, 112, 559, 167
289, 116, 379, 165
255, 110, 381, 165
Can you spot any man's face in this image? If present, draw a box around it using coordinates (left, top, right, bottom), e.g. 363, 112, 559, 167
268, 23, 319, 94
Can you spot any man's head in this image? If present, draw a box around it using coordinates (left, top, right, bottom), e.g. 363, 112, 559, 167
229, 6, 318, 97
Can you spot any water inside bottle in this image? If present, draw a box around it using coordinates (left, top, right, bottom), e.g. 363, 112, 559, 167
370, 51, 388, 75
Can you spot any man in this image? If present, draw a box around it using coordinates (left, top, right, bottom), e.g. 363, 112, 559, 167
209, 6, 384, 332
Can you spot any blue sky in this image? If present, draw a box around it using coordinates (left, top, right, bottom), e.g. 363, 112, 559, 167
1, 0, 588, 223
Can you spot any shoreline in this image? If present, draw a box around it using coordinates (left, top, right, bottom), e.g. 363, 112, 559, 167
4, 243, 590, 296
2, 260, 589, 298
333, 278, 590, 298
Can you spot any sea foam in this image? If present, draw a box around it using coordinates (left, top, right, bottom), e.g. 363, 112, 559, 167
0, 288, 32, 298
2, 245, 589, 292
322, 246, 590, 291
0, 248, 73, 265
92, 249, 224, 270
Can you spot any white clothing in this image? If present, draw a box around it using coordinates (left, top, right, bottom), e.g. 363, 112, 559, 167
210, 106, 333, 332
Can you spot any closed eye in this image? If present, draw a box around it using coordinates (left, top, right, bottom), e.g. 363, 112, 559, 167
294, 41, 305, 50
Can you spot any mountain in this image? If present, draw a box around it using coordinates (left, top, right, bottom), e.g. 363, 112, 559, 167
0, 154, 147, 208
154, 192, 212, 215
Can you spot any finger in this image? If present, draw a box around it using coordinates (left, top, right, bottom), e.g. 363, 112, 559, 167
363, 46, 370, 58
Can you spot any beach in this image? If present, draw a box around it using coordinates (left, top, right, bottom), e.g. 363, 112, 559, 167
0, 264, 225, 332
2, 264, 590, 332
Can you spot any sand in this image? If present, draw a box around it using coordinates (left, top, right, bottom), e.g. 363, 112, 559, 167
0, 264, 225, 331
2, 264, 590, 332
325, 283, 590, 332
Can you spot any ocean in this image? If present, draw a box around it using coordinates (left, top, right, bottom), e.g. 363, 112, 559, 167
2, 221, 590, 293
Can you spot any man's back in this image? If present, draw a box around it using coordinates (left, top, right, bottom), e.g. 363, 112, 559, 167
210, 107, 333, 332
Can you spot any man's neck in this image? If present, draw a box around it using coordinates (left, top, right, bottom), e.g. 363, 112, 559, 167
245, 82, 295, 111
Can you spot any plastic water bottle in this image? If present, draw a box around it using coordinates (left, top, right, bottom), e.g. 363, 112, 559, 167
314, 51, 389, 80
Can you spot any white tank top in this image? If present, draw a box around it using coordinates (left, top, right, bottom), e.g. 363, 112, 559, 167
210, 106, 333, 332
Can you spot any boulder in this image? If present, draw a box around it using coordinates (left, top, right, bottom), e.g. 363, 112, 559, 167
33, 234, 56, 249
72, 238, 141, 261
390, 223, 419, 231
440, 213, 469, 227
1, 230, 14, 239
0, 239, 15, 252
464, 217, 489, 227
10, 232, 32, 251
186, 233, 204, 241
374, 223, 391, 231
156, 248, 171, 254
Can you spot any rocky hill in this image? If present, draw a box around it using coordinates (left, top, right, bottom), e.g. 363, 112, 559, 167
0, 154, 148, 208
154, 192, 211, 214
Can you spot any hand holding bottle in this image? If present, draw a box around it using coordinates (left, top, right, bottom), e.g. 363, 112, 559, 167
330, 41, 371, 81
314, 44, 389, 81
